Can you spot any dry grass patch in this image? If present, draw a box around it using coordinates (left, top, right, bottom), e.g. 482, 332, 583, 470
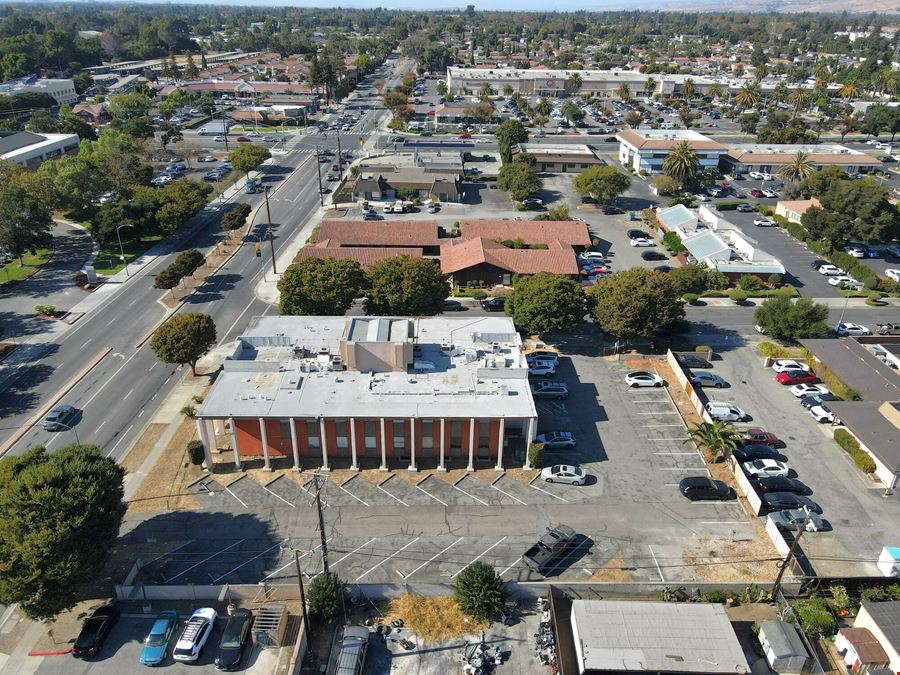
120, 422, 167, 474
506, 467, 540, 484
682, 532, 779, 583
385, 595, 490, 643
590, 553, 635, 582
431, 468, 470, 485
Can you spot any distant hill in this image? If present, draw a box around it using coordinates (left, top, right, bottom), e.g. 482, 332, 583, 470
651, 0, 900, 12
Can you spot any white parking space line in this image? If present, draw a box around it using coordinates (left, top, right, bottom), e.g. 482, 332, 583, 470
659, 467, 707, 470
336, 481, 370, 507
701, 521, 748, 524
528, 481, 570, 503
499, 556, 524, 577
164, 539, 245, 583
653, 452, 698, 455
312, 537, 378, 578
211, 538, 290, 583
296, 480, 329, 508
263, 538, 332, 581
401, 537, 463, 579
224, 485, 249, 509
635, 411, 681, 415
644, 423, 684, 427
261, 484, 295, 508
145, 540, 196, 566
451, 482, 488, 506
415, 483, 448, 506
355, 537, 421, 580
450, 537, 508, 580
377, 484, 408, 506
648, 545, 665, 582
492, 484, 526, 505
648, 437, 690, 441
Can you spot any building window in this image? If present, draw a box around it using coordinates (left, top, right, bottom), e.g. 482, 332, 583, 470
279, 420, 292, 439
450, 420, 462, 449
393, 420, 405, 449
306, 420, 320, 448
364, 421, 377, 449
335, 420, 348, 449
478, 420, 490, 449
421, 421, 434, 449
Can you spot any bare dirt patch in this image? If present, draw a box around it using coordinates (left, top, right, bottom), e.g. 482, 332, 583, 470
590, 553, 636, 582
384, 595, 490, 643
682, 530, 779, 583
119, 422, 167, 474
506, 467, 540, 484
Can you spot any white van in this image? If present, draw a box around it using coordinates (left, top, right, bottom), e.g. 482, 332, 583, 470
391, 200, 405, 214
706, 402, 747, 422
382, 202, 393, 214
659, 122, 675, 130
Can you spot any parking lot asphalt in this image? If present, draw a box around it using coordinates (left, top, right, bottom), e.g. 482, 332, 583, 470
34, 614, 275, 675
694, 344, 900, 577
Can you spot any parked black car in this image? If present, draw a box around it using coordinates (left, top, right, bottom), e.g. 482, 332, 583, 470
73, 605, 120, 659
442, 300, 466, 312
676, 353, 712, 369
679, 476, 731, 501
762, 492, 821, 513
732, 445, 785, 463
481, 297, 506, 312
626, 229, 649, 240
214, 608, 254, 671
801, 392, 838, 409
602, 204, 625, 215
753, 476, 809, 495
641, 250, 667, 261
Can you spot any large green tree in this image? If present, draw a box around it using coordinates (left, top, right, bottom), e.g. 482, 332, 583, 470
278, 257, 367, 316
364, 256, 449, 316
454, 561, 504, 622
150, 312, 217, 375
573, 166, 631, 204
0, 444, 125, 620
155, 180, 213, 234
307, 572, 344, 622
107, 91, 154, 138
80, 130, 153, 195
587, 268, 684, 341
497, 161, 543, 202
229, 144, 271, 177
494, 119, 528, 163
753, 297, 829, 342
505, 272, 585, 335
0, 181, 53, 264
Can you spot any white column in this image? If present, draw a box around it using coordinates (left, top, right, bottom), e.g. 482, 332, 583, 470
319, 418, 330, 471
438, 418, 447, 472
258, 418, 271, 470
467, 417, 475, 472
205, 420, 217, 452
524, 417, 536, 470
197, 418, 213, 467
495, 418, 505, 472
349, 418, 358, 471
408, 417, 417, 471
229, 416, 241, 470
379, 418, 388, 471
289, 419, 300, 472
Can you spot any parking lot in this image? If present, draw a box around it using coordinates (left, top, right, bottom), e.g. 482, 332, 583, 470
690, 343, 900, 577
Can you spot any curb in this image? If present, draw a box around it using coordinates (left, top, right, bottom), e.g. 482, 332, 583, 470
0, 347, 112, 457
28, 648, 72, 657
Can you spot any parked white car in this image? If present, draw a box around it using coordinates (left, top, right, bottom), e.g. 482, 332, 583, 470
845, 246, 867, 258
817, 264, 845, 276
173, 608, 217, 662
885, 268, 900, 282
790, 383, 829, 398
809, 403, 840, 424
748, 171, 765, 180
629, 238, 655, 247
540, 464, 586, 485
753, 218, 776, 227
835, 322, 871, 336
535, 432, 576, 449
771, 359, 811, 373
743, 459, 789, 478
828, 275, 864, 290
625, 371, 664, 388
528, 360, 557, 377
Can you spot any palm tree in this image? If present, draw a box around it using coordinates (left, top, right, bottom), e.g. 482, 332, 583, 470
662, 141, 701, 187
616, 82, 631, 102
707, 83, 724, 101
778, 150, 814, 183
535, 97, 552, 117
770, 82, 789, 105
644, 76, 657, 97
681, 78, 696, 101
787, 88, 813, 120
567, 72, 583, 92
688, 421, 741, 462
838, 82, 859, 100
533, 114, 548, 131
732, 82, 761, 111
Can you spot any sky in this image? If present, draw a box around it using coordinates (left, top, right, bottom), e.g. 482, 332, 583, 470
90, 0, 672, 10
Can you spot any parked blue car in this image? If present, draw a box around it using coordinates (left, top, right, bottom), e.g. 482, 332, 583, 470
140, 610, 179, 666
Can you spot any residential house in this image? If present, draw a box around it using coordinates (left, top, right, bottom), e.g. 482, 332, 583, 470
835, 628, 890, 674
775, 198, 821, 224
71, 102, 109, 126
854, 602, 900, 672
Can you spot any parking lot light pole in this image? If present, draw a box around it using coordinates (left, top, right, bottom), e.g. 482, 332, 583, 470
115, 224, 134, 277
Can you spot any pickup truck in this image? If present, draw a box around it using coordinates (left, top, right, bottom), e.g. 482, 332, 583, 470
522, 525, 576, 573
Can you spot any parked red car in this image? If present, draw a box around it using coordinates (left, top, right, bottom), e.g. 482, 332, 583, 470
236, 136, 251, 142
750, 189, 764, 197
776, 370, 819, 385
741, 428, 779, 447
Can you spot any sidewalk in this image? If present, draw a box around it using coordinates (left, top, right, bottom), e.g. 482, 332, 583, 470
254, 205, 326, 306
693, 296, 900, 308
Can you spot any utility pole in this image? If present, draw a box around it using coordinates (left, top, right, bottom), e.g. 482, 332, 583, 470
264, 187, 276, 274
222, 106, 230, 152
336, 133, 343, 176
315, 145, 325, 207
313, 473, 329, 574
294, 550, 312, 648
771, 512, 812, 599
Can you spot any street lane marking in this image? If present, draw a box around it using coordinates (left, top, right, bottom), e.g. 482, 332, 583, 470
415, 483, 447, 506
377, 484, 408, 506
499, 556, 524, 577
355, 537, 420, 580
163, 539, 245, 583
211, 538, 291, 583
224, 484, 249, 509
122, 387, 134, 400
106, 424, 134, 458
263, 538, 331, 580
649, 545, 665, 582
450, 537, 507, 579
401, 537, 463, 579
528, 481, 569, 503
491, 483, 526, 505
451, 481, 488, 506
311, 537, 377, 578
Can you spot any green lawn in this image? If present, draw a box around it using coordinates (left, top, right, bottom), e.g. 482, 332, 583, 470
92, 235, 163, 277
0, 249, 53, 286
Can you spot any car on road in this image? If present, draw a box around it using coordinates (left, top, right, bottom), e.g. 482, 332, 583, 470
753, 218, 776, 227
641, 250, 667, 261
828, 275, 864, 290
762, 492, 820, 514
235, 136, 251, 142
770, 508, 825, 532
817, 264, 845, 276
678, 476, 731, 501
531, 381, 568, 399
790, 383, 829, 398
677, 353, 712, 369
629, 237, 655, 247
741, 428, 780, 447
876, 322, 900, 335
480, 297, 505, 312
43, 404, 76, 431
535, 432, 576, 448
625, 371, 664, 388
214, 607, 253, 671
262, 136, 277, 142
735, 203, 755, 212
173, 608, 217, 662
528, 360, 557, 377
835, 322, 871, 336
810, 403, 841, 424
626, 229, 649, 240
73, 605, 120, 660
776, 370, 819, 385
442, 300, 466, 312
689, 371, 726, 388
541, 464, 586, 485
771, 359, 811, 373
140, 610, 179, 666
753, 476, 809, 495
733, 444, 785, 463
213, 135, 226, 142
743, 459, 789, 478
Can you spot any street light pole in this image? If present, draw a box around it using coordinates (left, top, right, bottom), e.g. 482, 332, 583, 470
264, 187, 276, 275
115, 224, 134, 277
58, 421, 80, 445
315, 145, 325, 207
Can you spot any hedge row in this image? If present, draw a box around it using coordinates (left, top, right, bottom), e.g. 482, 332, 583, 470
830, 251, 881, 290
834, 429, 877, 474
715, 200, 746, 211
699, 286, 798, 298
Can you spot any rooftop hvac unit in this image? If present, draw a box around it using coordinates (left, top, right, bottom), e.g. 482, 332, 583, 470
491, 341, 501, 353
464, 348, 479, 363
329, 356, 344, 371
